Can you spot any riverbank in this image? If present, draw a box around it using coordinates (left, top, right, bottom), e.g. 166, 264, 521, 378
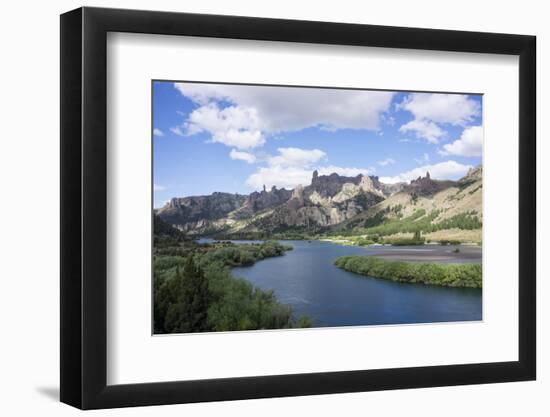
334, 255, 482, 288
320, 228, 482, 248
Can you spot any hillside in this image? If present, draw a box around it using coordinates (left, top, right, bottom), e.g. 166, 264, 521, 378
157, 170, 388, 235
157, 166, 483, 243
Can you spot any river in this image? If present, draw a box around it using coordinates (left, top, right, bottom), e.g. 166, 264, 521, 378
206, 239, 482, 328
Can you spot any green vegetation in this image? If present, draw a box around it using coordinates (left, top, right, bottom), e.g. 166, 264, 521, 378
458, 178, 477, 191
334, 256, 482, 288
154, 217, 311, 333
217, 207, 481, 247
215, 228, 319, 241
322, 235, 374, 247
383, 230, 427, 245
340, 209, 481, 240
341, 205, 400, 231
381, 237, 425, 246
434, 212, 482, 230
347, 208, 433, 237
469, 184, 482, 195
199, 240, 292, 266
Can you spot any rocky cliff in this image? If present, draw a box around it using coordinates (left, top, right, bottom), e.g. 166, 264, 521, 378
157, 192, 247, 233
156, 167, 482, 236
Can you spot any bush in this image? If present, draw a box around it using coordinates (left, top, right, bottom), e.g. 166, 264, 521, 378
153, 240, 310, 333
334, 256, 482, 288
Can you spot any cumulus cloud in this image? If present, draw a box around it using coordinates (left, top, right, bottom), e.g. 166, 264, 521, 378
153, 128, 164, 137
398, 119, 445, 144
317, 165, 374, 177
380, 160, 472, 184
397, 93, 481, 144
441, 125, 483, 157
183, 103, 265, 149
172, 83, 395, 149
246, 166, 313, 190
378, 158, 396, 167
398, 94, 480, 126
268, 147, 326, 167
229, 149, 257, 164
246, 165, 373, 190
244, 147, 373, 190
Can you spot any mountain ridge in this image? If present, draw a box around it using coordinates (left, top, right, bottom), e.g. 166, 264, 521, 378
157, 167, 482, 239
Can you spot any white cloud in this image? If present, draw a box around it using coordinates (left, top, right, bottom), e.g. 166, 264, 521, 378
398, 94, 480, 126
173, 83, 395, 148
229, 149, 257, 164
244, 147, 373, 190
441, 125, 483, 157
246, 166, 313, 190
397, 93, 481, 144
153, 128, 164, 137
268, 147, 326, 167
378, 158, 396, 167
380, 160, 472, 184
317, 165, 374, 177
399, 119, 445, 144
182, 103, 265, 149
153, 184, 166, 192
245, 165, 374, 190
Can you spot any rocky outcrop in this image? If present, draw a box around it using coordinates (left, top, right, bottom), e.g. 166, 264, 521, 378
157, 192, 247, 226
378, 181, 406, 196
157, 168, 480, 235
232, 186, 292, 219
459, 165, 483, 184
402, 172, 456, 197
240, 172, 386, 233
309, 171, 362, 198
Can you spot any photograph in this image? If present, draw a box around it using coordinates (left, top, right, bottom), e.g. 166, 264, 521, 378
152, 81, 483, 334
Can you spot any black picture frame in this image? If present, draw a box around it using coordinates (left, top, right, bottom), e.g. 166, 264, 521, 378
60, 6, 536, 410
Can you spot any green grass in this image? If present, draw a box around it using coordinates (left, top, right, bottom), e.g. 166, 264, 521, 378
334, 256, 482, 288
346, 209, 482, 238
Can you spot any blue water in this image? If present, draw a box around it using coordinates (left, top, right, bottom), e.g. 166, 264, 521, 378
231, 240, 482, 328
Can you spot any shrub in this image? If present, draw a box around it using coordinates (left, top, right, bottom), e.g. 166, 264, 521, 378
334, 256, 482, 288
153, 240, 309, 333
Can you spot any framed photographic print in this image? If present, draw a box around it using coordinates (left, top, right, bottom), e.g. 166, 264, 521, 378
60, 7, 536, 409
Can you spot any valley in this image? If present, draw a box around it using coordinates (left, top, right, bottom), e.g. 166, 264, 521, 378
154, 166, 483, 332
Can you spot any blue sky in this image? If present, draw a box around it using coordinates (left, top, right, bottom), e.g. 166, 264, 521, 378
153, 81, 482, 208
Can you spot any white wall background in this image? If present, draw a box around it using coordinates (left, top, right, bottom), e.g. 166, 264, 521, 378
0, 0, 545, 415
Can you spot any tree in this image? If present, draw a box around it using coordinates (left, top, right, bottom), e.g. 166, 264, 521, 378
165, 255, 211, 333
